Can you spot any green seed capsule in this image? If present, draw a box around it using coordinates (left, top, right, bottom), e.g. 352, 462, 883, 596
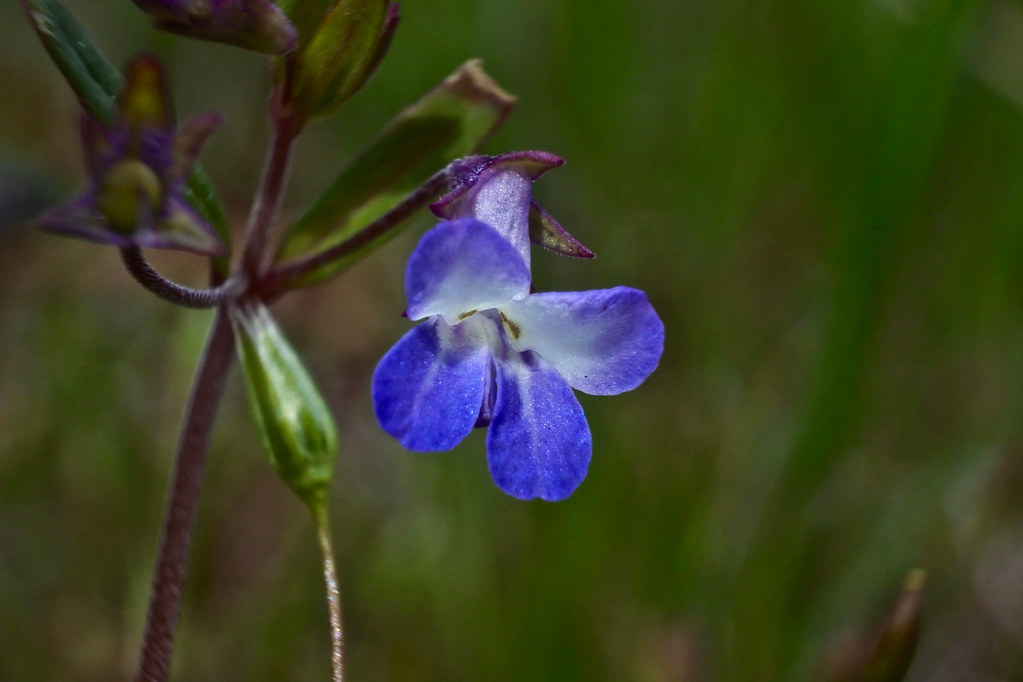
231, 300, 338, 505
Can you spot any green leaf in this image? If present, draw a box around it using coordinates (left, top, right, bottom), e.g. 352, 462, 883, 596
289, 0, 390, 121
278, 60, 516, 286
232, 301, 338, 505
19, 0, 121, 123
184, 168, 231, 277
20, 0, 230, 263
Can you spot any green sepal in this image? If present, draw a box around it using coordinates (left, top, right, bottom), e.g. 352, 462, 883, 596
20, 0, 230, 262
231, 300, 338, 505
528, 201, 594, 259
288, 0, 390, 122
277, 60, 516, 287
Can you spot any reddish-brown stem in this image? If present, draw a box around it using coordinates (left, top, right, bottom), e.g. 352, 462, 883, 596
239, 115, 299, 279
258, 167, 451, 295
134, 307, 235, 682
120, 247, 244, 309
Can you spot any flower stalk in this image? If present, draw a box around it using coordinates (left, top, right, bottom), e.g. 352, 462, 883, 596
135, 81, 303, 682
313, 503, 345, 682
135, 306, 235, 682
239, 114, 300, 279
120, 246, 244, 308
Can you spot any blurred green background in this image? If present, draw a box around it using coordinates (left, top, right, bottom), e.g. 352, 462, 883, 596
4, 0, 1023, 679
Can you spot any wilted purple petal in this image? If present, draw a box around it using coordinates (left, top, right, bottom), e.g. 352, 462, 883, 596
147, 196, 226, 256
37, 193, 129, 246
373, 317, 492, 452
80, 115, 112, 179
170, 112, 224, 184
405, 219, 530, 323
486, 350, 591, 501
500, 286, 664, 396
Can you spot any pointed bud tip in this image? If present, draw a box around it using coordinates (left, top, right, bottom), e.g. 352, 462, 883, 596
120, 53, 171, 129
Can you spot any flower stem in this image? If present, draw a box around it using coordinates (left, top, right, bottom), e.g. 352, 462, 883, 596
120, 247, 244, 308
258, 167, 451, 295
134, 307, 235, 682
313, 503, 345, 682
239, 115, 299, 280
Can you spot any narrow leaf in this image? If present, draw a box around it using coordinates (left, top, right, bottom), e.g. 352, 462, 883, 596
278, 60, 516, 286
185, 168, 231, 276
19, 0, 121, 123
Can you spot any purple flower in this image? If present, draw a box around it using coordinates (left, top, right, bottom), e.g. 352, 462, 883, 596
37, 54, 226, 256
372, 154, 663, 501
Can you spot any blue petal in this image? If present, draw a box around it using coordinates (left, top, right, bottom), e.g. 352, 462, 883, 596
373, 318, 492, 451
499, 286, 664, 395
405, 219, 530, 323
486, 350, 592, 501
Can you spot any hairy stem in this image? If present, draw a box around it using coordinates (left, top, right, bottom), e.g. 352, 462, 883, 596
259, 167, 451, 294
120, 247, 244, 309
314, 504, 345, 682
135, 307, 235, 682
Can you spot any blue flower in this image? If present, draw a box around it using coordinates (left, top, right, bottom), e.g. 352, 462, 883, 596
372, 154, 664, 501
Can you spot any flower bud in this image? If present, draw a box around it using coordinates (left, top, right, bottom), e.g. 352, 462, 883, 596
133, 0, 298, 54
232, 300, 339, 505
284, 0, 399, 123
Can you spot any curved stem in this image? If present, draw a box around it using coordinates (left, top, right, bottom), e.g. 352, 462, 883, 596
238, 116, 299, 280
135, 308, 235, 682
314, 505, 344, 682
258, 168, 451, 295
120, 247, 244, 308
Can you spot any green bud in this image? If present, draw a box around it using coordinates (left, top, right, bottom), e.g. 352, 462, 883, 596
231, 300, 338, 505
283, 0, 397, 123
